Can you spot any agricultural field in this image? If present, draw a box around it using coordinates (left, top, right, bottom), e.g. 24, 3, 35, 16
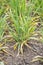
0, 0, 43, 65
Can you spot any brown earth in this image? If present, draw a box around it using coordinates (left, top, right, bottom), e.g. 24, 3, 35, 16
0, 40, 43, 65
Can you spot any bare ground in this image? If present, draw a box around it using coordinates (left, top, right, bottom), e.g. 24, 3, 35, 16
0, 40, 43, 65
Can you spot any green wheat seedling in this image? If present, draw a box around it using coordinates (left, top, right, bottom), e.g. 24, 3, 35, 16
0, 16, 7, 41
0, 16, 9, 54
30, 0, 43, 42
8, 0, 38, 54
31, 0, 43, 16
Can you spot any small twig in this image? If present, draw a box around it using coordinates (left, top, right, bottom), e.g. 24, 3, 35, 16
0, 35, 12, 42
2, 49, 14, 57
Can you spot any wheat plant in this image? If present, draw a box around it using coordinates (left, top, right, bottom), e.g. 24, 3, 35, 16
7, 0, 38, 54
